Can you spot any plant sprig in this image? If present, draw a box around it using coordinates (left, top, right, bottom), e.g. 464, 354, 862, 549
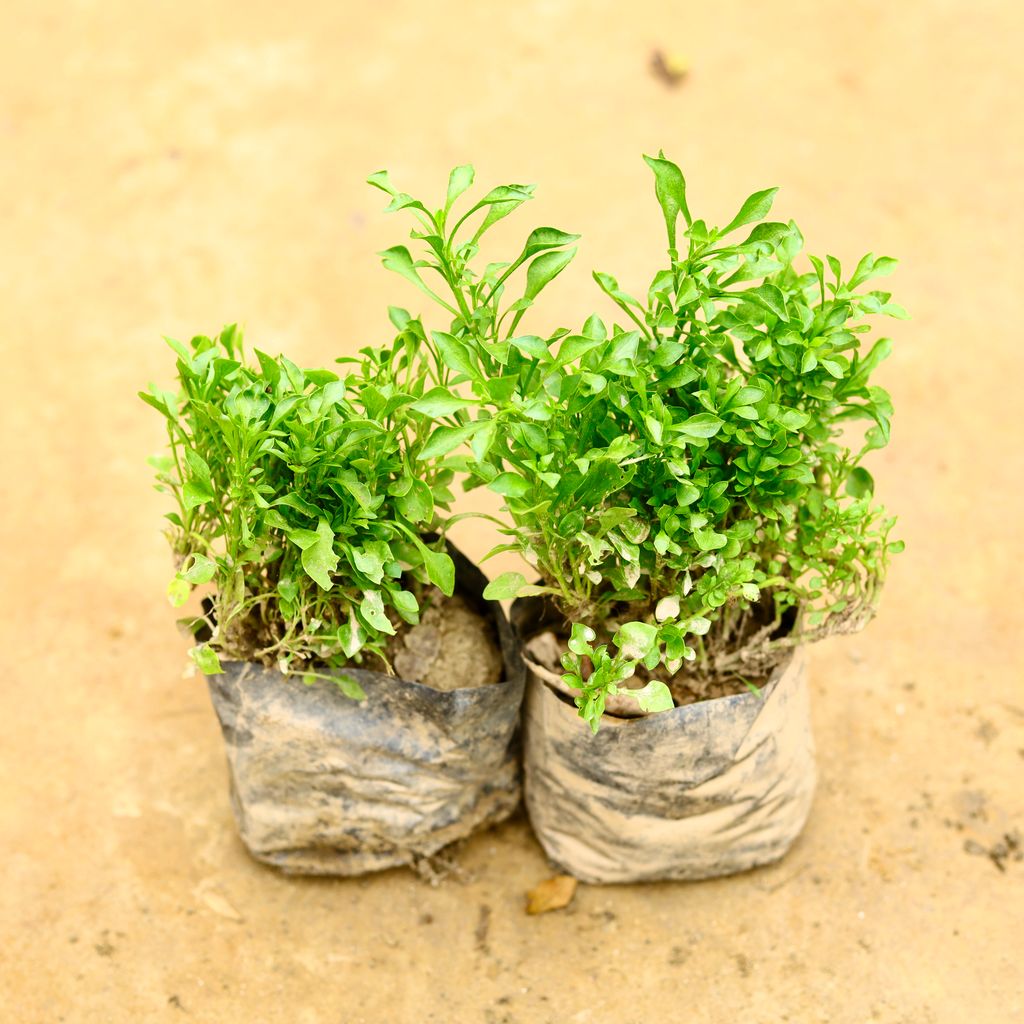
141, 325, 459, 694
374, 156, 904, 731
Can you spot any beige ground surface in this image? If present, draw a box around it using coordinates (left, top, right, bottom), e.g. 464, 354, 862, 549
2, 2, 1022, 1021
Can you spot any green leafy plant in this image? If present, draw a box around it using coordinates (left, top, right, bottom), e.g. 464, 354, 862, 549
373, 156, 904, 731
140, 325, 459, 695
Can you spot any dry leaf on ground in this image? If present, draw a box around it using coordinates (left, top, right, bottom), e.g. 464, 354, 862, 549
526, 875, 578, 915
650, 50, 690, 86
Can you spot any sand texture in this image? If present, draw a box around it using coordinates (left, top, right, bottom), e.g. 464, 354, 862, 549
1, 2, 1022, 1021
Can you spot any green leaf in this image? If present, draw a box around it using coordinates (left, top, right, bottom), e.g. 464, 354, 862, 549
470, 184, 536, 240
643, 153, 690, 249
593, 271, 643, 312
391, 589, 420, 625
384, 192, 429, 215
163, 335, 190, 361
289, 519, 338, 591
432, 331, 481, 381
483, 571, 529, 601
395, 478, 434, 524
335, 673, 367, 700
415, 539, 456, 596
417, 421, 483, 460
722, 187, 779, 235
379, 246, 436, 299
777, 407, 810, 431
351, 545, 387, 584
508, 335, 552, 361
750, 283, 789, 322
276, 492, 324, 520
366, 169, 396, 196
181, 553, 217, 584
182, 479, 214, 510
477, 184, 535, 208
845, 466, 875, 498
882, 302, 909, 320
184, 449, 211, 483
675, 481, 701, 506
859, 337, 893, 376
167, 576, 191, 607
630, 680, 674, 714
254, 349, 282, 388
446, 164, 475, 208
615, 621, 659, 660
485, 374, 519, 403
388, 305, 412, 330
741, 678, 764, 699
470, 418, 497, 462
338, 618, 365, 658
490, 472, 531, 498
321, 379, 347, 405
523, 247, 577, 302
553, 334, 604, 369
568, 622, 597, 655
280, 355, 305, 392
359, 591, 395, 635
218, 322, 241, 357
189, 644, 223, 676
410, 386, 477, 417
849, 253, 898, 289
693, 527, 727, 551
138, 388, 177, 420
521, 226, 581, 259
677, 414, 724, 439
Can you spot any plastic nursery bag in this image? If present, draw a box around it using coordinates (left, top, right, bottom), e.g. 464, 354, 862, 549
205, 548, 525, 876
517, 603, 816, 885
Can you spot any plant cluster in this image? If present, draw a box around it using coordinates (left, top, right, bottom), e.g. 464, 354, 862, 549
144, 156, 903, 732
141, 326, 460, 696
373, 156, 905, 729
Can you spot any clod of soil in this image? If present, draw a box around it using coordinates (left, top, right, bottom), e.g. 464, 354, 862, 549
662, 671, 760, 707
390, 592, 503, 691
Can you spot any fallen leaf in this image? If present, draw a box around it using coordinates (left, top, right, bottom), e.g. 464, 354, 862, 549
526, 875, 578, 915
650, 50, 690, 87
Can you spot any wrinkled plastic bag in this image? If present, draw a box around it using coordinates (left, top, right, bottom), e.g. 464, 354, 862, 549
516, 604, 816, 884
205, 548, 525, 876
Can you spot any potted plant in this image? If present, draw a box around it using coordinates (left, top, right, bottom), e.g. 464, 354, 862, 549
374, 157, 904, 883
140, 325, 525, 876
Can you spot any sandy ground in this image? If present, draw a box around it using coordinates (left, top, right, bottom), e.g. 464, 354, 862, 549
2, 2, 1022, 1021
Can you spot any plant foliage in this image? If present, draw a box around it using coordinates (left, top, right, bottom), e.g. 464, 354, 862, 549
373, 156, 904, 730
141, 325, 459, 695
